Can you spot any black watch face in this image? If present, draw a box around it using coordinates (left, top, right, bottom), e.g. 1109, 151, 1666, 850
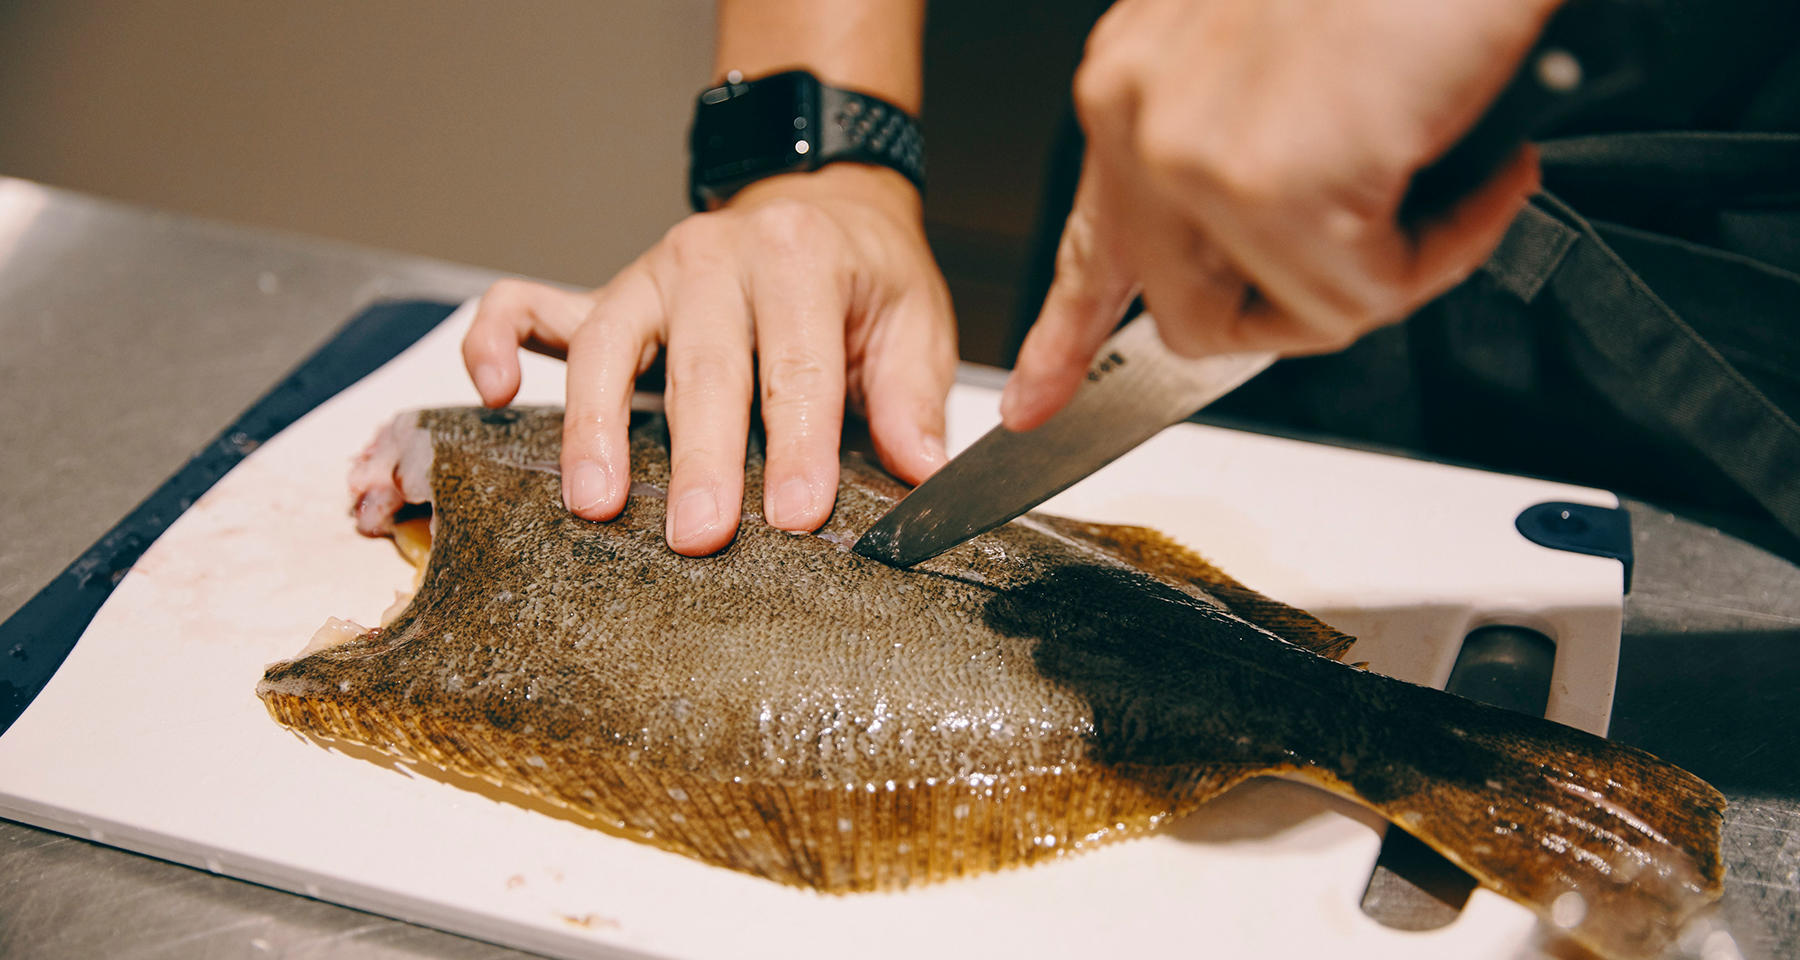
692, 71, 817, 188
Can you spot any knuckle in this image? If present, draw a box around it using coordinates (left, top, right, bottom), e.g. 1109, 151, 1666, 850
1312, 305, 1377, 350
760, 352, 837, 409
1133, 119, 1196, 181
1364, 288, 1406, 322
1071, 59, 1126, 127
566, 315, 612, 354
565, 311, 647, 368
899, 394, 943, 438
1141, 285, 1211, 338
928, 331, 960, 378
1077, 3, 1135, 90
659, 215, 725, 269
1166, 328, 1221, 359
1300, 291, 1360, 329
473, 279, 530, 327
560, 406, 605, 454
667, 450, 727, 487
559, 419, 586, 452
459, 333, 493, 365
482, 277, 530, 305
1048, 216, 1124, 309
668, 348, 748, 398
1366, 264, 1417, 306
1200, 322, 1250, 356
1052, 225, 1095, 285
748, 200, 832, 256
1022, 324, 1088, 376
1206, 146, 1286, 205
1344, 265, 1411, 319
1296, 326, 1363, 357
1429, 256, 1484, 295
1381, 127, 1436, 185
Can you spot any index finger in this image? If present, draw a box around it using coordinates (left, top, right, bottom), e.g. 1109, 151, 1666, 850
561, 269, 663, 523
463, 279, 594, 407
1002, 160, 1137, 431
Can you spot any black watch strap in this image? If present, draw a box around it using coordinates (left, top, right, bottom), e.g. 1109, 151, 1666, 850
817, 84, 926, 194
688, 70, 925, 211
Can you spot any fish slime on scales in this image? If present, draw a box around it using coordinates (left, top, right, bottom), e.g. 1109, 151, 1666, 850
259, 407, 1724, 960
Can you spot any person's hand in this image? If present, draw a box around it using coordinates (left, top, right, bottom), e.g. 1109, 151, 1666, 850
1002, 0, 1554, 430
461, 163, 957, 556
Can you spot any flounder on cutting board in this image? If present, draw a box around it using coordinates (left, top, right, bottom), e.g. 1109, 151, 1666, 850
256, 407, 1724, 960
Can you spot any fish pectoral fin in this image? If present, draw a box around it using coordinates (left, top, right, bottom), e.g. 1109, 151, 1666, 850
393, 514, 433, 573
1031, 517, 1357, 661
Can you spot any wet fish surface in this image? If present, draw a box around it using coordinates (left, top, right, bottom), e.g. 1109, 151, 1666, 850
258, 407, 1724, 959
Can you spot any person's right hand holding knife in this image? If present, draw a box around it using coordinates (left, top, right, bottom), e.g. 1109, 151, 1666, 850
1003, 0, 1557, 430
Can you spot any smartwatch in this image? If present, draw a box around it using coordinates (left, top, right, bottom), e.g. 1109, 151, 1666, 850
688, 69, 926, 212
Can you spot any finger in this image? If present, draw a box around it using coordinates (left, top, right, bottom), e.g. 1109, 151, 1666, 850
860, 288, 958, 486
1127, 211, 1252, 358
1406, 144, 1541, 298
1214, 289, 1362, 357
750, 261, 849, 532
463, 278, 594, 407
1002, 161, 1137, 431
561, 270, 662, 523
662, 274, 755, 556
1161, 146, 1540, 359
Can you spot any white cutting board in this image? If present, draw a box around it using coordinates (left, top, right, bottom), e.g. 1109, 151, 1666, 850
0, 300, 1623, 960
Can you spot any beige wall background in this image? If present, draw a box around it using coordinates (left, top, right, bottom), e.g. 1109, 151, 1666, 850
0, 0, 1093, 364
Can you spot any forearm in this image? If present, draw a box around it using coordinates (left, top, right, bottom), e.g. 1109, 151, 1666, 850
714, 0, 926, 113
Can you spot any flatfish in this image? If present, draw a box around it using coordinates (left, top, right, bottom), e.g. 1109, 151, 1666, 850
257, 407, 1723, 959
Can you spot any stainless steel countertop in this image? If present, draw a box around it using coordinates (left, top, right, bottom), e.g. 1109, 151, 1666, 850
1, 176, 1795, 959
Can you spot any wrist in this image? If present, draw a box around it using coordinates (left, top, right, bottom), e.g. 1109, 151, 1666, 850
727, 162, 923, 226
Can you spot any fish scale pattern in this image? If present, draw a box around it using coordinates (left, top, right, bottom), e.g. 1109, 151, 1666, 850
257, 407, 1723, 960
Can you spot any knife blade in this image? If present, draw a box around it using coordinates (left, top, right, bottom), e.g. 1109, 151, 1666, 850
853, 0, 1647, 568
854, 319, 1272, 566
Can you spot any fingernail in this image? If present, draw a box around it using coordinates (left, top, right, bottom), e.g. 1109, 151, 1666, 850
922, 434, 948, 467
671, 485, 721, 542
768, 476, 815, 530
999, 380, 1031, 427
563, 459, 611, 513
472, 363, 505, 403
999, 384, 1019, 424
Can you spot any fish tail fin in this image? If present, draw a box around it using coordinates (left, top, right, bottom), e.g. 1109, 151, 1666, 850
1308, 689, 1724, 960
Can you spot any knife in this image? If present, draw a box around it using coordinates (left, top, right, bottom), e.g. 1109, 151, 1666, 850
853, 316, 1273, 566
853, 0, 1648, 568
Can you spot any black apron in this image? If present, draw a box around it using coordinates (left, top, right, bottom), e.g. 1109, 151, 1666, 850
1011, 0, 1800, 561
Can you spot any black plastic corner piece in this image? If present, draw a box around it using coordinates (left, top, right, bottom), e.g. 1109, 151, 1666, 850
0, 299, 461, 736
1515, 500, 1634, 593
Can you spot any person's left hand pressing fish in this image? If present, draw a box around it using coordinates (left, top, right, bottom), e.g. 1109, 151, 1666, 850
459, 163, 958, 557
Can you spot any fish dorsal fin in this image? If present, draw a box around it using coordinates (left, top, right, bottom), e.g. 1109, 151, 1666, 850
1029, 517, 1357, 662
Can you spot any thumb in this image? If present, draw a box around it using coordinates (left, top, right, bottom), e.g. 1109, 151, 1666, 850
1002, 159, 1137, 431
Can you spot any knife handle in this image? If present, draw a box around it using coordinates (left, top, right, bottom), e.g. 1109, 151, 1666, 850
1398, 0, 1651, 224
